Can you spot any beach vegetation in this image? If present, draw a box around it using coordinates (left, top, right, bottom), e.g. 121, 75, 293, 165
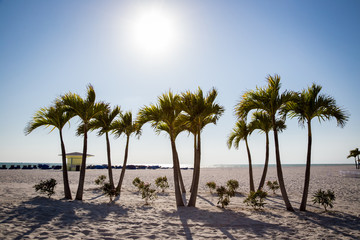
227, 120, 255, 192
138, 91, 187, 206
244, 189, 268, 210
82, 105, 121, 190
155, 176, 169, 192
216, 186, 231, 208
61, 84, 108, 201
235, 74, 295, 211
132, 177, 144, 191
101, 182, 119, 203
141, 183, 157, 205
226, 179, 239, 196
312, 189, 335, 212
95, 175, 107, 186
34, 178, 57, 198
25, 102, 73, 199
206, 181, 216, 193
112, 111, 142, 195
266, 180, 280, 195
284, 83, 348, 211
181, 87, 224, 207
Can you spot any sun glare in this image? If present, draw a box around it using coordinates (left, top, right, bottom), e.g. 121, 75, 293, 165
127, 5, 180, 61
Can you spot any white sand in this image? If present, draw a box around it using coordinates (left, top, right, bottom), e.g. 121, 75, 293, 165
0, 165, 359, 239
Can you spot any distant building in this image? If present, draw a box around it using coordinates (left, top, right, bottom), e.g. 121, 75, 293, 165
60, 152, 94, 171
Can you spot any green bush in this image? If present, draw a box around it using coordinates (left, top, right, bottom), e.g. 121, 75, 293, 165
141, 183, 157, 205
312, 189, 335, 212
95, 175, 107, 186
206, 181, 216, 193
244, 189, 268, 210
132, 177, 144, 191
216, 186, 231, 208
155, 176, 169, 192
34, 178, 57, 198
226, 179, 239, 197
266, 180, 280, 194
101, 182, 119, 203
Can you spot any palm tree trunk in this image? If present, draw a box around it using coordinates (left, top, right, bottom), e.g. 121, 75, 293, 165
188, 131, 201, 207
75, 125, 88, 200
174, 151, 186, 193
245, 138, 255, 192
258, 132, 269, 191
59, 130, 72, 199
116, 135, 130, 194
300, 121, 312, 211
105, 132, 114, 189
190, 134, 197, 193
171, 138, 185, 207
273, 122, 294, 211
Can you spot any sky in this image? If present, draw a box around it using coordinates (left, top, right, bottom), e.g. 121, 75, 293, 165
0, 0, 359, 167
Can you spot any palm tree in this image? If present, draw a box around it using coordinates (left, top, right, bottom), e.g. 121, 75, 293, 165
285, 83, 349, 211
25, 102, 73, 199
181, 87, 224, 207
235, 74, 295, 211
61, 84, 107, 201
138, 91, 185, 207
112, 111, 142, 194
347, 148, 360, 169
227, 119, 255, 192
81, 105, 120, 189
249, 112, 286, 191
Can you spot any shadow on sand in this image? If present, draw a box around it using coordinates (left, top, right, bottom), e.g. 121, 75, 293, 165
0, 197, 129, 240
162, 194, 360, 240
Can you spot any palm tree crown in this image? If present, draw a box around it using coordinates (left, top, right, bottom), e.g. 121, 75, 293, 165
112, 111, 141, 138
181, 87, 224, 134
284, 83, 348, 127
62, 84, 107, 126
227, 119, 252, 149
236, 75, 294, 119
25, 103, 73, 135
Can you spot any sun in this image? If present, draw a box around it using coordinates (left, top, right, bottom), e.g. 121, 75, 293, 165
127, 5, 180, 61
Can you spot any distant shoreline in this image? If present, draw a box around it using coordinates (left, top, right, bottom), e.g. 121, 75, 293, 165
0, 162, 354, 169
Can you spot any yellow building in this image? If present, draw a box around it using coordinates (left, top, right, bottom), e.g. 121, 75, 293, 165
62, 152, 94, 171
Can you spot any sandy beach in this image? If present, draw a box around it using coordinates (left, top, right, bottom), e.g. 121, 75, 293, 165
0, 165, 359, 239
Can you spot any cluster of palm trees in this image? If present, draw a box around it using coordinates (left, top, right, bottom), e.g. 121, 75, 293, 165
25, 75, 348, 212
25, 85, 224, 208
138, 88, 224, 207
25, 85, 141, 201
347, 148, 360, 169
229, 74, 348, 211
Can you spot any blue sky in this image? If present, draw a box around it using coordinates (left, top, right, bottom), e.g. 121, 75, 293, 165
0, 0, 359, 166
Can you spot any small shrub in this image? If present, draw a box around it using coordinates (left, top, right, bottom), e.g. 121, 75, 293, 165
133, 177, 144, 191
101, 182, 119, 203
141, 183, 157, 205
216, 186, 231, 208
206, 181, 217, 193
244, 190, 268, 210
34, 178, 57, 198
266, 180, 280, 194
95, 175, 107, 186
227, 179, 239, 197
312, 189, 335, 212
155, 176, 169, 192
